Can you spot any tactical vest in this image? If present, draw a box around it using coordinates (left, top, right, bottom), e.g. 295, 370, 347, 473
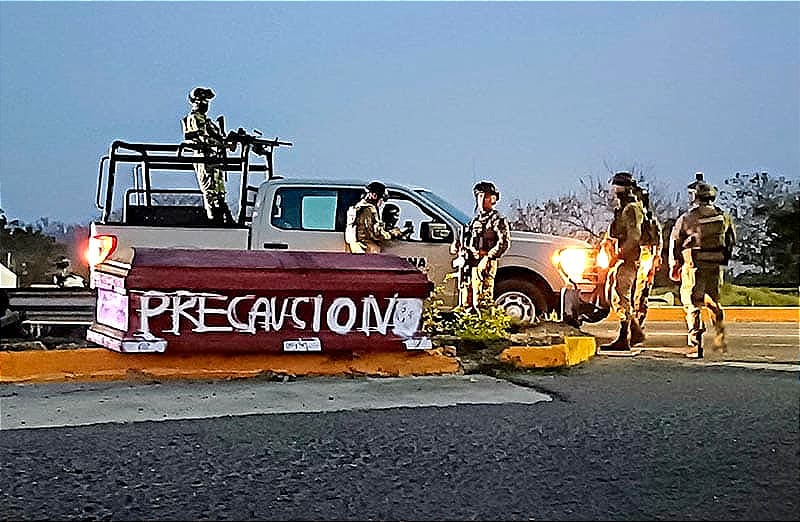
469, 213, 499, 254
639, 211, 661, 247
683, 206, 728, 264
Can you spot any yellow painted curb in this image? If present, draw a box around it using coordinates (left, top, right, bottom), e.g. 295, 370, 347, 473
0, 348, 461, 384
499, 336, 597, 369
609, 307, 799, 323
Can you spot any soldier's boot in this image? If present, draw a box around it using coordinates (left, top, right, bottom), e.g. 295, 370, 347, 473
713, 324, 728, 354
629, 316, 646, 346
222, 205, 236, 227
686, 332, 704, 359
600, 320, 630, 351
636, 311, 647, 328
211, 205, 227, 226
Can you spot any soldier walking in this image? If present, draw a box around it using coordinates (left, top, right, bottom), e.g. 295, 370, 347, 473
345, 181, 402, 254
668, 173, 736, 359
457, 181, 511, 312
632, 182, 663, 334
599, 172, 645, 351
181, 87, 235, 226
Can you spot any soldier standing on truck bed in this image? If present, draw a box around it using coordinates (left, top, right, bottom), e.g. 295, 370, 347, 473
668, 173, 736, 359
181, 87, 235, 226
456, 181, 511, 312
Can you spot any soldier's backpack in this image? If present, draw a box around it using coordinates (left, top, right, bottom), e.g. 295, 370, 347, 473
688, 206, 729, 264
637, 190, 661, 247
639, 210, 662, 247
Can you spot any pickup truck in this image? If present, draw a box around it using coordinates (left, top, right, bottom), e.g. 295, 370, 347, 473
88, 139, 602, 323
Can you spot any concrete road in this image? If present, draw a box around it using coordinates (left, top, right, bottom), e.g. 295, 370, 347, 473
0, 375, 551, 431
582, 320, 799, 364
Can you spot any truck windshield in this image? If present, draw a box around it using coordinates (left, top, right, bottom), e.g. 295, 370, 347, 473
415, 189, 470, 226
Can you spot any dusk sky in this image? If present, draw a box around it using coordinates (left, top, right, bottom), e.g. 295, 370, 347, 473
1, 1, 798, 224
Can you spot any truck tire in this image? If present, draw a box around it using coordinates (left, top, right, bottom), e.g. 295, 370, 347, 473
493, 277, 549, 323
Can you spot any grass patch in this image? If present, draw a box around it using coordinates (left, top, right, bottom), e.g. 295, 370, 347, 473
652, 284, 799, 306
719, 284, 798, 306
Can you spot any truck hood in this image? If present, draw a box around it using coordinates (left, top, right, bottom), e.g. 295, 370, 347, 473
509, 230, 592, 249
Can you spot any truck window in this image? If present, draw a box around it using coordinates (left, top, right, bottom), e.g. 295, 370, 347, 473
272, 188, 339, 231
302, 195, 337, 230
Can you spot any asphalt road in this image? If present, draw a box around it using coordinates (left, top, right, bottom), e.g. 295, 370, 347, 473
582, 320, 799, 364
1, 357, 798, 521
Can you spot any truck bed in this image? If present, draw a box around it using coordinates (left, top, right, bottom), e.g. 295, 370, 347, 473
90, 223, 250, 265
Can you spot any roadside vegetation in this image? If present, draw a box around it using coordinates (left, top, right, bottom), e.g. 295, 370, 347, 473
651, 284, 799, 307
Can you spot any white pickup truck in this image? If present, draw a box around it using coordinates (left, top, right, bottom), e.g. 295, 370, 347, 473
88, 139, 602, 323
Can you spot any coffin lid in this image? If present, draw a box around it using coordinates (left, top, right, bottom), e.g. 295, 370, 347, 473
128, 248, 423, 274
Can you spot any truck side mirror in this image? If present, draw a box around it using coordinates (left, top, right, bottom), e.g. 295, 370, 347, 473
420, 221, 452, 243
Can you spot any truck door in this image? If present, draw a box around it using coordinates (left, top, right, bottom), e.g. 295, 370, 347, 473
257, 187, 350, 252
379, 195, 459, 308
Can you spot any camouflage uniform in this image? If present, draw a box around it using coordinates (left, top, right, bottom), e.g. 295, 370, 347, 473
459, 182, 511, 310
181, 87, 232, 225
600, 172, 644, 350
345, 182, 397, 254
345, 199, 392, 254
669, 183, 736, 357
632, 189, 663, 327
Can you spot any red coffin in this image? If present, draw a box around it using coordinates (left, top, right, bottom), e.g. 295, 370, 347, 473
87, 248, 434, 354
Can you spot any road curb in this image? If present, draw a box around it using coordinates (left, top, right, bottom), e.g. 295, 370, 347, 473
0, 336, 601, 383
0, 348, 462, 384
609, 306, 798, 323
499, 336, 596, 369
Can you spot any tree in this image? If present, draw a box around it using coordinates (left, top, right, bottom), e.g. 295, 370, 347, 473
510, 162, 683, 245
510, 175, 612, 243
717, 172, 798, 281
0, 208, 69, 286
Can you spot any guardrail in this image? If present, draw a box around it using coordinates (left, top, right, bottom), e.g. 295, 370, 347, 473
5, 289, 96, 337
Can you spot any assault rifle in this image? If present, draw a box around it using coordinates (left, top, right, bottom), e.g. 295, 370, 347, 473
226, 127, 293, 156
450, 223, 473, 307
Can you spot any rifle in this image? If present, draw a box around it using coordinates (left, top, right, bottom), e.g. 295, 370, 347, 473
450, 223, 473, 307
226, 127, 293, 156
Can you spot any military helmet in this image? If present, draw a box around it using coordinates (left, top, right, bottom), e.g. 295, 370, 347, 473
473, 180, 500, 200
610, 171, 635, 187
693, 181, 717, 201
365, 181, 389, 200
687, 171, 705, 190
188, 87, 215, 103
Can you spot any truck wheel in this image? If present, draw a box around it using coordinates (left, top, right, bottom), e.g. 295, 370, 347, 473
493, 278, 549, 323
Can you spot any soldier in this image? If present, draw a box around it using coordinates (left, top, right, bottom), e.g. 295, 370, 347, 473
668, 174, 736, 359
599, 172, 645, 351
458, 181, 511, 312
381, 203, 414, 240
181, 87, 235, 226
345, 181, 403, 254
631, 182, 663, 335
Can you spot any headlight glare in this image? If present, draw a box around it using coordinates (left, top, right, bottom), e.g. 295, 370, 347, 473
556, 247, 589, 282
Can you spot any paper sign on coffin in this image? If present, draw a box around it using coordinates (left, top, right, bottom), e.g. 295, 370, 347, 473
87, 248, 435, 354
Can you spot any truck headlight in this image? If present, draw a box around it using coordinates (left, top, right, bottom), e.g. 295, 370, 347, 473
552, 247, 591, 283
596, 247, 610, 269
87, 235, 117, 267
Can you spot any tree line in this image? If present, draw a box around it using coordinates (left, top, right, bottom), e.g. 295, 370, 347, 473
510, 170, 799, 288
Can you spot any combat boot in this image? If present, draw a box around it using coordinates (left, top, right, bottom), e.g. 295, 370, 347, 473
685, 332, 703, 359
600, 320, 630, 351
629, 316, 646, 346
713, 325, 728, 354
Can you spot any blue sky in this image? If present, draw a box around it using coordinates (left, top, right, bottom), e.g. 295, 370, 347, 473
1, 1, 798, 224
